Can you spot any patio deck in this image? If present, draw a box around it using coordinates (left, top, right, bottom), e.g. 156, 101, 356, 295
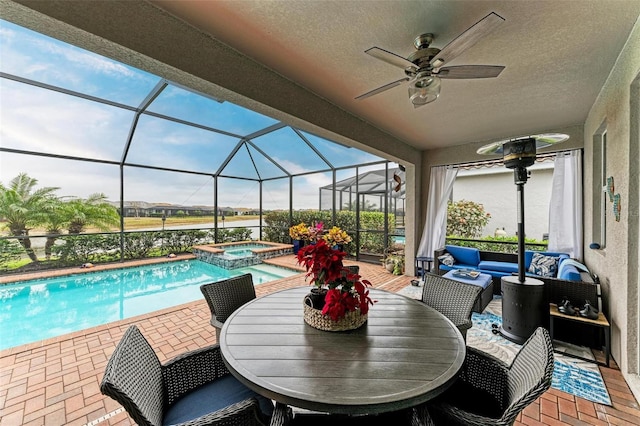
0, 256, 638, 425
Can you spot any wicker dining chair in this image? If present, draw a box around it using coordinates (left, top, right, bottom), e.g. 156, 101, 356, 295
421, 273, 482, 341
100, 325, 273, 426
427, 327, 554, 426
200, 273, 257, 341
342, 265, 360, 277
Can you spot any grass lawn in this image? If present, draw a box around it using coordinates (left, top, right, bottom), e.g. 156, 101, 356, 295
120, 215, 259, 230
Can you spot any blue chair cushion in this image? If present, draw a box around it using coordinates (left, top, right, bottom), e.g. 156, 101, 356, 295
437, 379, 504, 419
477, 260, 519, 273
163, 375, 274, 426
445, 245, 481, 267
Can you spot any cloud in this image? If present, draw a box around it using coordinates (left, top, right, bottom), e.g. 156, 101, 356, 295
0, 19, 391, 212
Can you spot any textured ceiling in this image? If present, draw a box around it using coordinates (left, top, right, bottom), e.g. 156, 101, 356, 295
150, 0, 640, 150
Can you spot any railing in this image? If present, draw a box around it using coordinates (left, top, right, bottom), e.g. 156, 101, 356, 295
444, 237, 548, 254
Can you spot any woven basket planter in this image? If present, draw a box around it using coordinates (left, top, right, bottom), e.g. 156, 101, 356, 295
303, 303, 367, 331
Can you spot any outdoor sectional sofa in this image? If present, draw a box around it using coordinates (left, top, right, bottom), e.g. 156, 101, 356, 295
434, 244, 602, 348
434, 245, 599, 311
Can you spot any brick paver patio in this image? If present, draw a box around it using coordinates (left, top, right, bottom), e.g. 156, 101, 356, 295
1, 255, 638, 425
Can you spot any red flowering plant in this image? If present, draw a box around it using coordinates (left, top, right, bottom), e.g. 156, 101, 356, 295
297, 239, 374, 321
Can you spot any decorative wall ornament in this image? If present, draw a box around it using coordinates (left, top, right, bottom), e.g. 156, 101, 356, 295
607, 176, 615, 202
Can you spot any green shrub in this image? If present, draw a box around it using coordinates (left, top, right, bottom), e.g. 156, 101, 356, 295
123, 232, 157, 259
53, 234, 120, 265
217, 228, 252, 243
447, 200, 491, 238
161, 230, 209, 254
445, 235, 547, 253
0, 239, 25, 271
263, 210, 393, 256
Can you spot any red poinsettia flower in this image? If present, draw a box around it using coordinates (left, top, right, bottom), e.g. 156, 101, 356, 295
297, 239, 346, 286
297, 238, 375, 321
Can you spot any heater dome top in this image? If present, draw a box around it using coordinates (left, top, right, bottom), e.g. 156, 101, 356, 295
476, 133, 569, 155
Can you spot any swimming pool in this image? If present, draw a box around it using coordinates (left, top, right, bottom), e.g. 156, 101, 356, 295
0, 260, 298, 350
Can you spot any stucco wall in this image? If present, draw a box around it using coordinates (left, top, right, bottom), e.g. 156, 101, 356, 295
582, 17, 640, 397
453, 165, 554, 241
419, 124, 584, 242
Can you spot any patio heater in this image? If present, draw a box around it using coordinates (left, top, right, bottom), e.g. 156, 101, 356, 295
477, 133, 568, 343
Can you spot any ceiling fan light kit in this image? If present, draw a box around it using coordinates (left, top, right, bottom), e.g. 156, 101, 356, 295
356, 12, 505, 107
408, 74, 441, 106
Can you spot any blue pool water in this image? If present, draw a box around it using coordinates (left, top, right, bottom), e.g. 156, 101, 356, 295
224, 249, 254, 258
0, 260, 297, 350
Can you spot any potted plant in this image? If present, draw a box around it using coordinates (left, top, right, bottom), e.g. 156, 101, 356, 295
296, 239, 374, 330
289, 222, 310, 254
382, 254, 405, 275
322, 226, 352, 251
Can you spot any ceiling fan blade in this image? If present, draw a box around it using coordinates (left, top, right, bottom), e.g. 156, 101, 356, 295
355, 77, 411, 100
365, 47, 417, 71
430, 12, 504, 67
437, 65, 505, 79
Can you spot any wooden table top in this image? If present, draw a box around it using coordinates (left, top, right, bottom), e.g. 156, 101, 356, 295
220, 287, 465, 415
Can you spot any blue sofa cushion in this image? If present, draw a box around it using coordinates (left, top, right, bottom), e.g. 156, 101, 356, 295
439, 263, 478, 273
163, 375, 273, 426
445, 245, 480, 267
478, 260, 519, 273
528, 253, 559, 277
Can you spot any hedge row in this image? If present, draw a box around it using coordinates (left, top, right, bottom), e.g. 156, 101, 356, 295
0, 228, 253, 271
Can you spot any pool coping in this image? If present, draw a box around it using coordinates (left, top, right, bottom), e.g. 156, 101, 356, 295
0, 254, 197, 285
193, 240, 293, 255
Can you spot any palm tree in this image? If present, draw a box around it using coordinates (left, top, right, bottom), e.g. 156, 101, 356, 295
40, 194, 120, 260
64, 193, 120, 234
0, 173, 59, 262
42, 201, 67, 261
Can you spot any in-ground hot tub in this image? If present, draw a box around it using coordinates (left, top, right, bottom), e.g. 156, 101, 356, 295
193, 241, 293, 269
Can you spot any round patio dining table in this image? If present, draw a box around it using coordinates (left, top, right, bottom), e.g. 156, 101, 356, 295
220, 286, 465, 415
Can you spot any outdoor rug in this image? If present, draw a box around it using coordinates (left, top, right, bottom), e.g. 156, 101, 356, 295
399, 285, 611, 405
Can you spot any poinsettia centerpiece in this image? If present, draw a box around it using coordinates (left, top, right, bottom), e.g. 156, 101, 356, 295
296, 239, 373, 322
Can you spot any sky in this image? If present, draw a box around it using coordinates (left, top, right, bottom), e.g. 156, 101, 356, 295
0, 19, 390, 210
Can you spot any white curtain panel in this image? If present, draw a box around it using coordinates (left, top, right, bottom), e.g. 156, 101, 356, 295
548, 150, 583, 260
417, 166, 458, 259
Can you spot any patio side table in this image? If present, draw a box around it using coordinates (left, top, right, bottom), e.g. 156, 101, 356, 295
415, 256, 433, 279
549, 303, 611, 367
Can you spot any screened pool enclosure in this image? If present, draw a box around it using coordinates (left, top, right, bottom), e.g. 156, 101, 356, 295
0, 19, 406, 268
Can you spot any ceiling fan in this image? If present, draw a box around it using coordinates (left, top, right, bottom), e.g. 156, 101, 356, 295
355, 12, 505, 108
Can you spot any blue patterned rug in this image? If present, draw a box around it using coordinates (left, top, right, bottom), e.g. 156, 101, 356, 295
467, 302, 611, 406
399, 286, 611, 405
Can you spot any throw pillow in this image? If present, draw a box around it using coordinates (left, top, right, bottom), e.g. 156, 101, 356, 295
438, 253, 455, 266
528, 253, 559, 277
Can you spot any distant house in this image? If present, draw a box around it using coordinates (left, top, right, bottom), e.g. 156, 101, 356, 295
111, 201, 216, 217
